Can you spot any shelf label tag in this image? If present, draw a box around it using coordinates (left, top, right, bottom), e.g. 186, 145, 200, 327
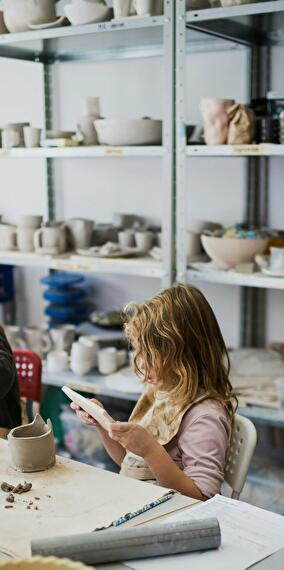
232, 145, 263, 156
104, 147, 124, 156
53, 262, 92, 272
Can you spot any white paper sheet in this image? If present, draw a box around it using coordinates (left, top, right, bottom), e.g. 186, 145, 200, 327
125, 495, 284, 570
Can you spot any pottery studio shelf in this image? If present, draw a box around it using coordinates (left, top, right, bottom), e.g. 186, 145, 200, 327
0, 252, 163, 278
187, 266, 284, 290
186, 145, 284, 157
0, 15, 166, 63
0, 147, 164, 159
43, 368, 284, 429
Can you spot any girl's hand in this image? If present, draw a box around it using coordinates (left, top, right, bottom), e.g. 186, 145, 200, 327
70, 398, 105, 428
109, 422, 157, 458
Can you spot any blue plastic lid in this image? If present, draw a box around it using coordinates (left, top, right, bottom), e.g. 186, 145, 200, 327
41, 273, 85, 288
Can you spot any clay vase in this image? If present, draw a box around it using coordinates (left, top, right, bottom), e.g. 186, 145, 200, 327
8, 414, 56, 473
200, 97, 235, 145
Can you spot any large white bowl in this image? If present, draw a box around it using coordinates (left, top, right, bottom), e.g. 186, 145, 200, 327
64, 1, 111, 25
201, 235, 268, 269
94, 119, 162, 146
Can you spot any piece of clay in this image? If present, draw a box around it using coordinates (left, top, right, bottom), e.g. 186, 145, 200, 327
8, 414, 56, 473
6, 494, 14, 504
35, 497, 40, 500
13, 482, 32, 494
1, 482, 14, 493
4, 505, 13, 509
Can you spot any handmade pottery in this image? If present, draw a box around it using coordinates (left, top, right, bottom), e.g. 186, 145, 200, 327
77, 115, 98, 145
23, 326, 51, 357
47, 350, 69, 373
0, 224, 17, 251
8, 414, 56, 473
134, 0, 155, 16
82, 96, 101, 117
118, 230, 135, 248
18, 215, 42, 229
33, 225, 67, 254
26, 0, 56, 25
98, 347, 118, 375
201, 235, 268, 269
3, 0, 30, 33
66, 218, 94, 249
3, 325, 26, 349
135, 231, 154, 252
23, 126, 42, 148
1, 128, 21, 149
49, 324, 76, 352
200, 98, 235, 145
17, 227, 35, 252
113, 0, 131, 18
269, 247, 284, 272
64, 1, 111, 26
94, 118, 162, 146
113, 213, 140, 229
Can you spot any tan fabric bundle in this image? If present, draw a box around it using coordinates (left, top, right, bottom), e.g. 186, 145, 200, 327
227, 103, 256, 144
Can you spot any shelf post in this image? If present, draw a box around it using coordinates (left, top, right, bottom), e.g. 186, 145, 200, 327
43, 51, 57, 223
241, 39, 271, 347
175, 0, 187, 284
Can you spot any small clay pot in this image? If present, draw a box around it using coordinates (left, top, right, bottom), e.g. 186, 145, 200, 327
8, 414, 56, 473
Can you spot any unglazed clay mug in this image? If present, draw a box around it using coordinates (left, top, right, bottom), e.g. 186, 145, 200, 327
34, 225, 67, 254
0, 224, 17, 251
134, 0, 155, 16
66, 218, 94, 249
135, 231, 154, 253
200, 98, 235, 145
77, 116, 98, 146
26, 0, 56, 25
17, 227, 35, 252
98, 347, 118, 375
23, 127, 42, 148
1, 128, 21, 149
8, 414, 56, 473
118, 229, 135, 248
47, 350, 69, 373
18, 214, 42, 229
113, 0, 131, 18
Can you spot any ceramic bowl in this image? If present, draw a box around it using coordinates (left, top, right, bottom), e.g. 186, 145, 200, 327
94, 119, 162, 146
201, 235, 268, 269
64, 1, 111, 25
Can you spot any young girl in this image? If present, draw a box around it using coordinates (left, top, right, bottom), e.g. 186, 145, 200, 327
72, 284, 237, 500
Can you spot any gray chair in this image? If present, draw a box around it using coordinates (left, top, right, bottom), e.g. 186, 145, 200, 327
225, 414, 257, 499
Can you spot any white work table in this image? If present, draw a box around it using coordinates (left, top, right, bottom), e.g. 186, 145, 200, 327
0, 440, 283, 570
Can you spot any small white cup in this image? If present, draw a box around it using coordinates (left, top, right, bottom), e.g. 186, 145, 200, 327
98, 347, 118, 375
274, 378, 284, 409
113, 0, 131, 18
118, 230, 135, 248
19, 215, 42, 229
70, 359, 93, 376
135, 231, 154, 253
269, 247, 284, 272
0, 224, 17, 251
1, 128, 21, 148
134, 0, 154, 16
17, 227, 35, 252
47, 350, 69, 373
23, 127, 41, 148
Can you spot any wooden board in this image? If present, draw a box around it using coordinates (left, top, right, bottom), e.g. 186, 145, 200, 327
0, 441, 196, 558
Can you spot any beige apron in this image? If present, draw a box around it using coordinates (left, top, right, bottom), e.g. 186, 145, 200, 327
0, 427, 10, 440
120, 389, 210, 481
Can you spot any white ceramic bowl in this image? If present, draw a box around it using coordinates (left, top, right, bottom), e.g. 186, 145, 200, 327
64, 1, 111, 25
94, 119, 162, 146
201, 235, 268, 269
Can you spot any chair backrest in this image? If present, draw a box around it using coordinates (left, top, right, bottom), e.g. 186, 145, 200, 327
13, 349, 42, 403
225, 414, 257, 499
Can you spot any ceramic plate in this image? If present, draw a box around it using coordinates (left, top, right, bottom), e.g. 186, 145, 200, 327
28, 16, 68, 30
261, 267, 284, 278
76, 247, 142, 258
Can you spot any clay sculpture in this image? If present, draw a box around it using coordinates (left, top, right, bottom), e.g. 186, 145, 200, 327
8, 414, 56, 473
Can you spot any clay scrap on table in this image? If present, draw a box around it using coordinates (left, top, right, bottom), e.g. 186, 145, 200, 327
1, 481, 32, 494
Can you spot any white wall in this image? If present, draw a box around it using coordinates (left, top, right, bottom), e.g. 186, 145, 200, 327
0, 43, 281, 348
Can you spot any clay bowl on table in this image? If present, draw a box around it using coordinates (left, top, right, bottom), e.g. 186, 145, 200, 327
7, 414, 56, 473
94, 119, 162, 146
64, 1, 112, 25
201, 235, 268, 269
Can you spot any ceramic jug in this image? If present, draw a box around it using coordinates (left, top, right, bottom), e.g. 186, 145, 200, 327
33, 224, 67, 254
66, 219, 94, 250
8, 415, 56, 473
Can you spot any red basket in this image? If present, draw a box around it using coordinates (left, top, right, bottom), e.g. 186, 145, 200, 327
13, 350, 42, 403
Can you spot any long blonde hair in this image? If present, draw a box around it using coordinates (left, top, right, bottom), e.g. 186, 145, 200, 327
123, 284, 237, 419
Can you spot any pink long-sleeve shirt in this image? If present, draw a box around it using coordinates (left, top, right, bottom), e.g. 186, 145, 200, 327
165, 399, 231, 498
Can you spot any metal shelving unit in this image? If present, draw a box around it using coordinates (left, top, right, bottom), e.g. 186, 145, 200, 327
176, 0, 284, 347
0, 4, 175, 286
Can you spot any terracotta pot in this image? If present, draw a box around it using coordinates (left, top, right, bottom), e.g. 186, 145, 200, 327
8, 414, 56, 473
200, 97, 235, 145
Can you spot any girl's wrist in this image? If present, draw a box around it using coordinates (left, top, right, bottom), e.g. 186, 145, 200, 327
144, 439, 161, 462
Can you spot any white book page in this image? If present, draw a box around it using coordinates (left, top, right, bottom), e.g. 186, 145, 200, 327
125, 495, 284, 570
